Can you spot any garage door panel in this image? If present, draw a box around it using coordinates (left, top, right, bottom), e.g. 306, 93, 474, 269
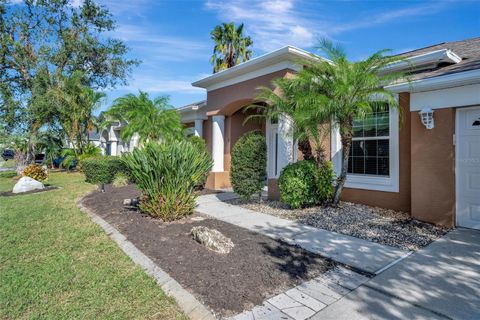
457, 106, 480, 230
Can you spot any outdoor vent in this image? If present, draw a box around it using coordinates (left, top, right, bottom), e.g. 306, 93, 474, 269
419, 108, 434, 129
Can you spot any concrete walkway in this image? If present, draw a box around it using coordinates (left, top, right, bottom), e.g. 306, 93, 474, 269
196, 193, 408, 275
311, 228, 480, 320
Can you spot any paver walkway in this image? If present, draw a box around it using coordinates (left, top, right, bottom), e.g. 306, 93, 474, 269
310, 228, 480, 320
196, 193, 408, 275
230, 265, 369, 320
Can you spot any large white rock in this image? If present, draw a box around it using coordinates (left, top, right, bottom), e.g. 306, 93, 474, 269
191, 226, 234, 254
12, 176, 45, 194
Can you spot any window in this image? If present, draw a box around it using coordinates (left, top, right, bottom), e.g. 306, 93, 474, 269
347, 108, 390, 176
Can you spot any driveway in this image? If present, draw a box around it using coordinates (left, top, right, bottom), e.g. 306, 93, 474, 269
311, 228, 480, 320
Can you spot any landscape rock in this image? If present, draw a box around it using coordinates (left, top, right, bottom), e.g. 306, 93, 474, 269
12, 176, 45, 194
123, 198, 139, 206
191, 226, 234, 254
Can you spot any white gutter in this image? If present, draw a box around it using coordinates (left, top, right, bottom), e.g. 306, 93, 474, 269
192, 46, 322, 89
386, 68, 480, 93
381, 49, 462, 74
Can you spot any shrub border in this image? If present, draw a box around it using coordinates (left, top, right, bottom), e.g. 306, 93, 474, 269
77, 192, 215, 320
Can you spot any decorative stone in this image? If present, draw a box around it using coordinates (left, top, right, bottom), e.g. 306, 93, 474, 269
12, 176, 45, 194
191, 226, 234, 254
123, 198, 139, 206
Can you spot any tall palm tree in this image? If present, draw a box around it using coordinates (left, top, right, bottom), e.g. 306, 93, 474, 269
210, 22, 253, 73
49, 71, 105, 155
292, 40, 406, 205
105, 91, 184, 144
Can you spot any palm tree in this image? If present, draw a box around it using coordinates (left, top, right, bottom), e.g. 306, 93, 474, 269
49, 71, 105, 155
210, 22, 253, 73
105, 91, 184, 144
292, 40, 405, 205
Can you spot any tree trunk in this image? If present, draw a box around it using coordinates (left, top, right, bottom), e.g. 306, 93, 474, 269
298, 139, 313, 161
332, 136, 352, 206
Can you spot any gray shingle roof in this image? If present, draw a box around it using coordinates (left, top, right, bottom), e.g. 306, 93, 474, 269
396, 37, 480, 81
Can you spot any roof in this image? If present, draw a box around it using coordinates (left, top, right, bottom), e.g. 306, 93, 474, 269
88, 129, 100, 141
395, 37, 480, 81
177, 100, 207, 113
192, 46, 322, 90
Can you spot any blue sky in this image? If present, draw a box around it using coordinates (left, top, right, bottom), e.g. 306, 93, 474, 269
98, 0, 480, 111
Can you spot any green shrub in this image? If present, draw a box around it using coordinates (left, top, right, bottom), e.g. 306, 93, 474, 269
22, 164, 48, 181
230, 131, 267, 200
189, 135, 210, 189
81, 156, 128, 185
112, 172, 129, 188
278, 160, 335, 209
123, 140, 212, 221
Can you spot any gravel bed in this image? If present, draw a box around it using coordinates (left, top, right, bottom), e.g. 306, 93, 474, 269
226, 198, 451, 251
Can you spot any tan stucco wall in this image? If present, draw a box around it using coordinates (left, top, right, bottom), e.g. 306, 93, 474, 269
340, 93, 412, 212
206, 69, 295, 115
410, 107, 456, 227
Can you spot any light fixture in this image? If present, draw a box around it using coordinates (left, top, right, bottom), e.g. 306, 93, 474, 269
419, 108, 434, 129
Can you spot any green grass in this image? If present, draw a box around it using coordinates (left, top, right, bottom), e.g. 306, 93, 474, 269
0, 172, 186, 319
0, 159, 15, 168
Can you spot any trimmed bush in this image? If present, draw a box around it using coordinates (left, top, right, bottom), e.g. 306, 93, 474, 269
22, 164, 48, 181
123, 140, 212, 221
230, 131, 267, 200
81, 156, 127, 185
278, 160, 335, 209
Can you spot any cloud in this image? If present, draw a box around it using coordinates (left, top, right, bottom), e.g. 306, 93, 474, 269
205, 0, 318, 52
205, 0, 454, 53
113, 24, 209, 62
124, 75, 204, 95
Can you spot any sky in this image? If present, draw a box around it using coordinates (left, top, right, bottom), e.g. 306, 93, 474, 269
96, 0, 480, 111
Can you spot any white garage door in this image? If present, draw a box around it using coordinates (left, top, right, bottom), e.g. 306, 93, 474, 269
456, 106, 480, 229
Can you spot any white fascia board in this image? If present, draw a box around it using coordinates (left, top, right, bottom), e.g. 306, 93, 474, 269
192, 46, 322, 91
382, 49, 462, 74
386, 68, 480, 93
410, 83, 480, 111
180, 109, 208, 123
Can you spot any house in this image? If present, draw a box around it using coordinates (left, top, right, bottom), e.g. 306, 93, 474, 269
179, 37, 480, 229
98, 122, 140, 156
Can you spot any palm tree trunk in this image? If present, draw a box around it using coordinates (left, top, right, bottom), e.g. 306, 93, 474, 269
298, 139, 313, 161
332, 136, 352, 206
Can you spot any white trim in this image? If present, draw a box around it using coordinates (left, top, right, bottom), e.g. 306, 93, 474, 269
204, 61, 302, 91
410, 83, 480, 111
192, 46, 323, 91
386, 69, 480, 93
331, 105, 400, 193
381, 49, 461, 74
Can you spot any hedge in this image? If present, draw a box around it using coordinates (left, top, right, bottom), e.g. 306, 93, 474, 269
81, 156, 128, 185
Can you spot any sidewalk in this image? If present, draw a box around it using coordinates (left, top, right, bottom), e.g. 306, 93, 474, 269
311, 228, 480, 319
196, 193, 408, 275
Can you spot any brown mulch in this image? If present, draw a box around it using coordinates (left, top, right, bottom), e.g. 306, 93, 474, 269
0, 186, 59, 197
81, 185, 335, 317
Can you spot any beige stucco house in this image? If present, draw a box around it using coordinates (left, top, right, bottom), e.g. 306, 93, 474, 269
179, 37, 480, 230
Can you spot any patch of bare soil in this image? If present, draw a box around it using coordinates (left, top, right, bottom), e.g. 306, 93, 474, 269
227, 198, 450, 251
81, 185, 335, 317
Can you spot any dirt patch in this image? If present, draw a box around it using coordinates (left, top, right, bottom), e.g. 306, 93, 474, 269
227, 198, 450, 251
81, 185, 334, 317
0, 186, 59, 197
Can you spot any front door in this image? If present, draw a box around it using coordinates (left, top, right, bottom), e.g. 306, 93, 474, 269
456, 106, 480, 229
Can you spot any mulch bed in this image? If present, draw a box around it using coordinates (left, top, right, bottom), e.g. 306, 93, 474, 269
0, 186, 59, 197
227, 198, 451, 251
81, 185, 335, 317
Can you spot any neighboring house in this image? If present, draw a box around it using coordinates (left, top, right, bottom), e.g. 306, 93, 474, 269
179, 37, 480, 229
98, 121, 140, 156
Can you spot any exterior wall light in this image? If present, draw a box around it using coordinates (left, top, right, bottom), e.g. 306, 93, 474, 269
419, 108, 434, 129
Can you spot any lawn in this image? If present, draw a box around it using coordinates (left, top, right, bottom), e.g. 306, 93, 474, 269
0, 171, 185, 319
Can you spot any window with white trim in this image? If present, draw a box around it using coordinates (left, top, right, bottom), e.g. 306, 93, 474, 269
347, 107, 390, 176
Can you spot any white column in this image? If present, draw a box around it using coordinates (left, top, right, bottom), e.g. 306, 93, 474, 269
277, 115, 295, 171
211, 115, 225, 172
110, 141, 118, 156
194, 119, 203, 137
